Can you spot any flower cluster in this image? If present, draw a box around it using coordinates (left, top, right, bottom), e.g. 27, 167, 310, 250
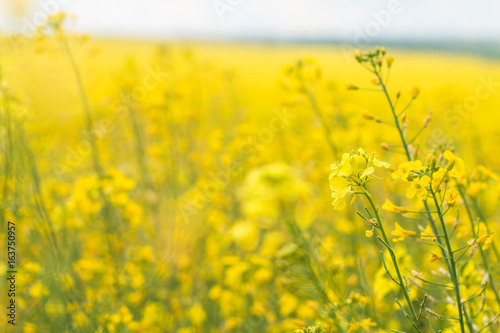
329, 148, 390, 210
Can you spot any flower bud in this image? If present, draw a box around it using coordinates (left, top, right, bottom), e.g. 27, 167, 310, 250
426, 154, 436, 169
386, 55, 394, 68
395, 90, 401, 99
410, 86, 420, 99
380, 142, 389, 151
446, 159, 455, 171
423, 115, 431, 127
346, 83, 359, 90
354, 49, 362, 62
362, 110, 374, 120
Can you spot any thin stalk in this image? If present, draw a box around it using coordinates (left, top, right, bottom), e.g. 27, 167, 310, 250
459, 187, 500, 309
470, 197, 500, 262
374, 62, 473, 332
372, 61, 412, 161
431, 191, 469, 333
59, 37, 104, 178
19, 125, 61, 261
59, 35, 123, 268
282, 204, 342, 332
362, 188, 422, 332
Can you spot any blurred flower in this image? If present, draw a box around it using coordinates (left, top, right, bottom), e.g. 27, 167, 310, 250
329, 148, 390, 210
391, 222, 416, 242
406, 175, 431, 200
429, 252, 443, 263
420, 225, 436, 242
382, 199, 408, 214
445, 189, 459, 207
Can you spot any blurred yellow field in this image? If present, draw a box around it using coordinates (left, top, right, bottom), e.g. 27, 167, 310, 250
1, 12, 500, 333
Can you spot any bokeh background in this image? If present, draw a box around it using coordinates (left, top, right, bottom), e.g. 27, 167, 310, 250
1, 1, 500, 332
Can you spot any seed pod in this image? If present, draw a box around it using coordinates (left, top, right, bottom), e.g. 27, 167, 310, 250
446, 159, 455, 171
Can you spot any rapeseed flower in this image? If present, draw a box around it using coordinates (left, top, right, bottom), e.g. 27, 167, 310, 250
329, 148, 389, 210
381, 199, 408, 214
391, 222, 416, 242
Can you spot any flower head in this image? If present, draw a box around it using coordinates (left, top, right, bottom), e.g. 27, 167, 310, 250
445, 189, 459, 207
431, 168, 448, 191
391, 222, 416, 242
472, 222, 493, 249
385, 56, 394, 68
443, 150, 465, 176
410, 86, 420, 99
392, 160, 424, 180
420, 225, 436, 242
329, 148, 390, 210
406, 175, 431, 200
429, 252, 443, 263
382, 199, 408, 214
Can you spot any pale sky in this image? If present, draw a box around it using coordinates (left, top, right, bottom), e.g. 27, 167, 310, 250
1, 0, 500, 42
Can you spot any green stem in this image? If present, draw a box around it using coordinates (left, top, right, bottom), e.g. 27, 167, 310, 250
60, 38, 104, 178
59, 36, 124, 268
470, 197, 500, 262
372, 62, 412, 161
459, 187, 500, 310
431, 191, 469, 333
362, 189, 422, 332
374, 63, 473, 332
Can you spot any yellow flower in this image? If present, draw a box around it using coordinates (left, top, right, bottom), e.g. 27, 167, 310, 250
365, 229, 374, 238
391, 222, 416, 242
361, 318, 377, 328
406, 175, 431, 200
386, 56, 394, 68
346, 82, 359, 90
474, 222, 493, 248
329, 153, 353, 178
24, 262, 42, 273
478, 165, 499, 181
253, 268, 273, 284
431, 168, 448, 191
382, 199, 408, 214
72, 311, 89, 328
231, 220, 259, 251
329, 176, 351, 211
225, 317, 242, 330
279, 293, 298, 316
23, 321, 38, 333
329, 149, 389, 210
189, 304, 207, 325
29, 281, 49, 299
429, 252, 443, 263
443, 150, 465, 176
420, 225, 436, 241
410, 85, 420, 99
392, 160, 424, 180
467, 181, 487, 198
445, 189, 459, 207
362, 110, 375, 120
